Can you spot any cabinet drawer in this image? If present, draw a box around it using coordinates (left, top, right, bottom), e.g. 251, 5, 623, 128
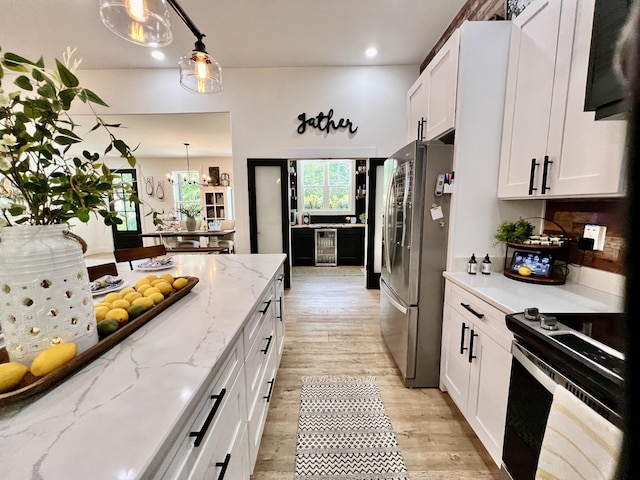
243, 287, 275, 354
444, 282, 512, 351
245, 310, 276, 416
159, 340, 245, 479
274, 267, 285, 362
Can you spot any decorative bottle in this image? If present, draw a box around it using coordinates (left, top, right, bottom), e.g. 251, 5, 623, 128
481, 254, 492, 275
467, 254, 478, 275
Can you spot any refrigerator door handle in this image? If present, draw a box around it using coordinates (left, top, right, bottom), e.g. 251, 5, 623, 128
380, 280, 408, 314
383, 167, 396, 274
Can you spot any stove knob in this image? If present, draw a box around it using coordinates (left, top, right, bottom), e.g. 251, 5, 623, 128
539, 314, 559, 330
524, 307, 540, 320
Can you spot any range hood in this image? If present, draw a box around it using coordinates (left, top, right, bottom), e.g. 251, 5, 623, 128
584, 0, 631, 120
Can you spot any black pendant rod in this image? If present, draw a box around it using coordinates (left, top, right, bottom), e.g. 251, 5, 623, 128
167, 0, 206, 44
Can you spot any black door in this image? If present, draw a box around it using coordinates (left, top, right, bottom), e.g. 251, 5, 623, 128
111, 169, 143, 250
247, 159, 291, 288
365, 158, 385, 289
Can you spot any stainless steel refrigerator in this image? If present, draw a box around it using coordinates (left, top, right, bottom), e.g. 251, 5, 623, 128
380, 140, 453, 387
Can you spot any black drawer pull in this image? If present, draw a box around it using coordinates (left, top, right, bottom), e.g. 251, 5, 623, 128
460, 303, 484, 319
468, 330, 478, 363
459, 322, 469, 354
263, 378, 275, 403
528, 158, 539, 195
259, 299, 272, 315
277, 273, 284, 282
216, 453, 231, 480
261, 335, 273, 354
276, 297, 283, 321
189, 388, 226, 447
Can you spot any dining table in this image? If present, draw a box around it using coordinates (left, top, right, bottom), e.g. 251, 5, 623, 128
139, 229, 235, 253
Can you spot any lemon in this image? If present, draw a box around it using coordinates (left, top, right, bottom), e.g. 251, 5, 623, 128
143, 287, 161, 297
132, 297, 154, 309
145, 274, 159, 282
30, 343, 77, 377
135, 278, 151, 289
103, 292, 122, 304
97, 319, 120, 338
119, 287, 136, 296
105, 307, 129, 325
94, 301, 112, 310
136, 283, 153, 294
154, 281, 173, 296
160, 273, 175, 284
0, 362, 29, 393
111, 299, 131, 310
518, 265, 532, 276
148, 292, 165, 305
94, 305, 110, 322
173, 277, 189, 290
123, 291, 142, 303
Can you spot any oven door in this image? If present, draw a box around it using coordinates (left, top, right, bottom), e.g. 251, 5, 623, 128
500, 342, 555, 480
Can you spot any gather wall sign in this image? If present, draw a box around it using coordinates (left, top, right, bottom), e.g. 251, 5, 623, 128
297, 109, 358, 135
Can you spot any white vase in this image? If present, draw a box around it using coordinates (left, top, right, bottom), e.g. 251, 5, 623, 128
0, 225, 98, 367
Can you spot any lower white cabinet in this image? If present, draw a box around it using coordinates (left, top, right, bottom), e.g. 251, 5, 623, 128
440, 280, 513, 466
155, 265, 285, 479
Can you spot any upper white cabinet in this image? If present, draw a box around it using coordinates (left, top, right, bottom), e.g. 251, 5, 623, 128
406, 70, 428, 143
498, 0, 627, 199
424, 29, 460, 141
406, 28, 461, 144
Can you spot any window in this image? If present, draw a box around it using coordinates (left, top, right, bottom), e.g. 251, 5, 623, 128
297, 159, 355, 215
171, 171, 202, 218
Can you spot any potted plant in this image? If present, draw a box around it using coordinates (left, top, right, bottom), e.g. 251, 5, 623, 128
0, 47, 145, 365
493, 218, 535, 246
178, 205, 202, 231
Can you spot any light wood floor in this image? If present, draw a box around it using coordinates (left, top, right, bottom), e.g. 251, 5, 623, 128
250, 266, 500, 479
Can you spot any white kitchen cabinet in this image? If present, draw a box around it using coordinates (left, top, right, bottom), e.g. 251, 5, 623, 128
274, 265, 286, 364
424, 29, 460, 141
440, 280, 513, 466
202, 186, 234, 224
406, 69, 428, 143
498, 0, 627, 199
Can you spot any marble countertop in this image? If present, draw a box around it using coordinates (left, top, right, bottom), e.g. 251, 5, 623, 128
443, 271, 624, 314
0, 253, 286, 480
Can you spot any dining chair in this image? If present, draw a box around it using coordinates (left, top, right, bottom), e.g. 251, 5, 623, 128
87, 262, 119, 282
113, 244, 167, 270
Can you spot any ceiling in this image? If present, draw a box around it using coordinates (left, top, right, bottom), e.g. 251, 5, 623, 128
0, 0, 467, 159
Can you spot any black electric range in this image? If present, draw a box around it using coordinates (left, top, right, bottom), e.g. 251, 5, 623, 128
505, 311, 626, 415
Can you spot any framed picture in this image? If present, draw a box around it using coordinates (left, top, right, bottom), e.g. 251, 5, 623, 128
510, 251, 553, 277
208, 167, 220, 186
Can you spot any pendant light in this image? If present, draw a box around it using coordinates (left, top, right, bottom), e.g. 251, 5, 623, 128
99, 0, 173, 47
167, 143, 211, 186
100, 0, 222, 94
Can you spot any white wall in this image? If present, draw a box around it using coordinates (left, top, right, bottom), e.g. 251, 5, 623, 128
70, 66, 416, 254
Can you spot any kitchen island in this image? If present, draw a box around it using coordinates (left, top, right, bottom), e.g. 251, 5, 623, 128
0, 253, 286, 480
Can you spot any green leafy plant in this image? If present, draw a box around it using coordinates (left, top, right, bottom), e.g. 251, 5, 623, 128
0, 47, 146, 227
178, 204, 202, 218
493, 218, 535, 245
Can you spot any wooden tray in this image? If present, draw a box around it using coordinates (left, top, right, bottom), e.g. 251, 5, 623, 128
0, 276, 199, 406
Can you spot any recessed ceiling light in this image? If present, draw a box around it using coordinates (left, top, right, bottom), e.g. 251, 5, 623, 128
151, 50, 165, 61
365, 47, 378, 58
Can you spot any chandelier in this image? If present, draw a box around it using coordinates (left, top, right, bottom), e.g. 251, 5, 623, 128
166, 143, 211, 186
99, 0, 222, 95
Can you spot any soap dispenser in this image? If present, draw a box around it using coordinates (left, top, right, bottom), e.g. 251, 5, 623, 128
467, 254, 478, 275
481, 254, 492, 275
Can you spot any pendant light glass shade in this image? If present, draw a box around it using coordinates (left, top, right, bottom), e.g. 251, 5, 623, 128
178, 50, 223, 95
99, 0, 173, 47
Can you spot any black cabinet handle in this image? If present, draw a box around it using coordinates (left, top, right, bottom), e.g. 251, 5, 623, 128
259, 299, 272, 315
277, 273, 284, 282
263, 378, 275, 403
261, 335, 273, 355
276, 296, 283, 321
528, 158, 539, 195
189, 388, 226, 447
460, 303, 484, 319
459, 322, 469, 354
468, 330, 478, 363
417, 118, 426, 142
541, 155, 552, 194
215, 453, 231, 480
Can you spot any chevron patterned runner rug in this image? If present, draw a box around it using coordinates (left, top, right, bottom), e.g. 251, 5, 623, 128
294, 376, 410, 480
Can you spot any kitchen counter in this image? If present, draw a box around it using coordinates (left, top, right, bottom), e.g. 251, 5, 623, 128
0, 253, 286, 480
443, 271, 624, 314
291, 223, 365, 228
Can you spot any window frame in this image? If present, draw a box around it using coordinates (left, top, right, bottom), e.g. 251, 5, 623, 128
171, 170, 202, 219
296, 159, 356, 215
